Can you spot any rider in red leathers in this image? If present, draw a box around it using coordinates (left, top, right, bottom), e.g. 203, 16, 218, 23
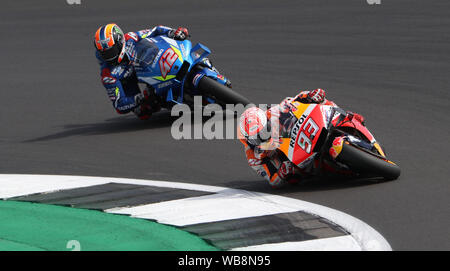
239, 89, 365, 188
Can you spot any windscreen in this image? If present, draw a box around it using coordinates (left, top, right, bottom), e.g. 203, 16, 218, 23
133, 38, 159, 68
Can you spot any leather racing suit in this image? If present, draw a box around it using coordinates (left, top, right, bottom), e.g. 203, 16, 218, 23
239, 89, 338, 187
96, 26, 181, 119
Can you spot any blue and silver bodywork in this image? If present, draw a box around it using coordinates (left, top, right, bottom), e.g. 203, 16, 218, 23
129, 36, 228, 106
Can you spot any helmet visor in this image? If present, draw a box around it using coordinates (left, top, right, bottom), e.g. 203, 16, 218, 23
100, 44, 121, 64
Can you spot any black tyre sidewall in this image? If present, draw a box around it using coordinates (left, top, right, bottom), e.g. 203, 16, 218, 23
197, 76, 251, 106
337, 142, 401, 180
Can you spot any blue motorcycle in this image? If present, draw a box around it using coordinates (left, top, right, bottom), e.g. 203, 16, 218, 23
129, 35, 250, 109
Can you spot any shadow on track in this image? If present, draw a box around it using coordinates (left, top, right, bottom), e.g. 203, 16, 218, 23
23, 110, 240, 143
23, 111, 178, 143
220, 176, 390, 194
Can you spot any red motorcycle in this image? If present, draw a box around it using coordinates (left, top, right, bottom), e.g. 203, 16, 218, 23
266, 101, 401, 181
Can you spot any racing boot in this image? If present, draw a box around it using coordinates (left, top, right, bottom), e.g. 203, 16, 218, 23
143, 88, 162, 113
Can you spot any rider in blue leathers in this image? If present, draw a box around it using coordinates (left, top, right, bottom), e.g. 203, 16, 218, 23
94, 24, 189, 119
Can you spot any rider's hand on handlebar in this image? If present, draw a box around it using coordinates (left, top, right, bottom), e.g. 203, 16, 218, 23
169, 27, 189, 40
307, 88, 325, 103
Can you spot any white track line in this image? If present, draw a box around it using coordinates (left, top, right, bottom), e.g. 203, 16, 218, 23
231, 236, 361, 251
0, 174, 391, 251
106, 191, 300, 225
0, 174, 109, 198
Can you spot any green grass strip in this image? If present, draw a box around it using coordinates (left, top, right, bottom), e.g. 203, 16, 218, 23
0, 200, 219, 251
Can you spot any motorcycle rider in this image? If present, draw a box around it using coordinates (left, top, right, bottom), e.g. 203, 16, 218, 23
239, 89, 365, 188
94, 23, 189, 120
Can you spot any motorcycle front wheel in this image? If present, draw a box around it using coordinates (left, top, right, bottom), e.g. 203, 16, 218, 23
337, 142, 401, 180
197, 76, 251, 106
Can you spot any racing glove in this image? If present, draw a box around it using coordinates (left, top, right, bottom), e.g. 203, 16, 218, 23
168, 27, 189, 40
307, 88, 326, 103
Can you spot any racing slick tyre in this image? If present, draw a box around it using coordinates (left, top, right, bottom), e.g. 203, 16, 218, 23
337, 142, 401, 181
197, 76, 251, 106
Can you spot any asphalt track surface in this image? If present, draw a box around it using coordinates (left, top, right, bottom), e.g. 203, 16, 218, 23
1, 0, 449, 250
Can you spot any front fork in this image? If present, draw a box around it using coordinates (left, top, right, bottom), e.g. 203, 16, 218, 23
191, 58, 232, 90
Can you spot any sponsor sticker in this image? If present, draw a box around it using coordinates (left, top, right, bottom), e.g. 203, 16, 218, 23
157, 81, 173, 89
102, 76, 116, 84
152, 49, 164, 68
180, 43, 187, 58
289, 120, 302, 149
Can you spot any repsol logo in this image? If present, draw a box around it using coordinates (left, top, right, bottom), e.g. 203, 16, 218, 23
298, 114, 307, 124
289, 114, 308, 148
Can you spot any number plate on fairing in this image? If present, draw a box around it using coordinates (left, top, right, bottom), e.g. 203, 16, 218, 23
284, 104, 327, 167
